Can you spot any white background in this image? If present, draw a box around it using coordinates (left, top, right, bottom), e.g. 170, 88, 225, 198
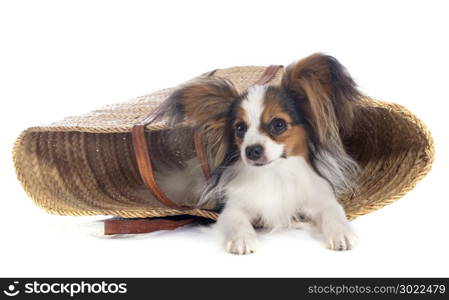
1, 0, 448, 277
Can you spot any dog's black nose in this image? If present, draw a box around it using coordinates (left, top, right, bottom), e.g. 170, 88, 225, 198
245, 144, 263, 161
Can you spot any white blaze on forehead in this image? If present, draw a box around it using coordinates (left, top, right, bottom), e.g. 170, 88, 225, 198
240, 85, 284, 163
241, 85, 266, 146
241, 85, 267, 129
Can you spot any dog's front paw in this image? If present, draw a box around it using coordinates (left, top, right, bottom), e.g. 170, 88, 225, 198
225, 235, 257, 255
325, 229, 358, 251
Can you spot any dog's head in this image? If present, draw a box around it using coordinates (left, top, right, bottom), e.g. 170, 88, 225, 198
163, 53, 361, 169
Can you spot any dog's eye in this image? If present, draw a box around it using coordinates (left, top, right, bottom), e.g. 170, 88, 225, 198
235, 122, 247, 138
270, 118, 287, 135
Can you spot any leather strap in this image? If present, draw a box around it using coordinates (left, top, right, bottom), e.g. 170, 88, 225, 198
104, 216, 197, 235
200, 69, 219, 77
194, 132, 211, 179
132, 121, 190, 210
253, 65, 283, 85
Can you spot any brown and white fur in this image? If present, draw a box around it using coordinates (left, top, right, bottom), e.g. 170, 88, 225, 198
156, 53, 361, 254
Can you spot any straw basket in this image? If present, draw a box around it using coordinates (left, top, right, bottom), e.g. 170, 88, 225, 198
13, 65, 434, 224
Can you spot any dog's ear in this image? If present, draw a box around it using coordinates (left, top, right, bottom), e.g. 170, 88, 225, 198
282, 53, 361, 147
153, 77, 240, 168
169, 77, 239, 129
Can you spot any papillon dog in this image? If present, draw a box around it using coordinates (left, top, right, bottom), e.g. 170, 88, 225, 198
154, 53, 361, 254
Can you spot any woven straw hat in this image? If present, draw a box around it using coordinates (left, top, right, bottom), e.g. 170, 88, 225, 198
13, 65, 434, 222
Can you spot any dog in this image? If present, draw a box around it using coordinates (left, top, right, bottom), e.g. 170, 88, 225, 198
154, 53, 361, 254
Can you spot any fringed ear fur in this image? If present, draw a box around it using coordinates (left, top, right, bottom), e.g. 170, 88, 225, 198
281, 53, 362, 147
156, 77, 240, 168
282, 53, 362, 195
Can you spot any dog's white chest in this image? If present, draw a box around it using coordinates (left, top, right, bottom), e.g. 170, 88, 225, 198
226, 157, 315, 227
